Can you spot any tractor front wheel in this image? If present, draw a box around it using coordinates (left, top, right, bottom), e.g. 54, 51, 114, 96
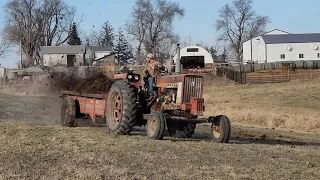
146, 111, 166, 140
61, 97, 76, 127
211, 115, 231, 143
106, 80, 137, 135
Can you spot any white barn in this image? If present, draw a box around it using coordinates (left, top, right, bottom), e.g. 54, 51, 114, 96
173, 45, 214, 68
243, 29, 320, 63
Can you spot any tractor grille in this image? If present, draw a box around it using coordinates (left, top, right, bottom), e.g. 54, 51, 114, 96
182, 76, 203, 103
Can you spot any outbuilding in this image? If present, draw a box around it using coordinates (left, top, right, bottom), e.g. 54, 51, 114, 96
243, 29, 320, 63
42, 45, 86, 67
41, 45, 113, 67
173, 45, 214, 69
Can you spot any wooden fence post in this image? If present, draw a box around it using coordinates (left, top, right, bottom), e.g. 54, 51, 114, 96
259, 72, 261, 84
245, 72, 247, 84
272, 71, 274, 83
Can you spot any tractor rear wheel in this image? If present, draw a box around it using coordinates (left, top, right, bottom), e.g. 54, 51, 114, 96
167, 121, 197, 139
211, 115, 231, 143
146, 111, 166, 140
106, 80, 137, 135
61, 97, 76, 127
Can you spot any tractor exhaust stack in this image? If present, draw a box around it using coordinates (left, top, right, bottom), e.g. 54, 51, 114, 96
175, 43, 181, 73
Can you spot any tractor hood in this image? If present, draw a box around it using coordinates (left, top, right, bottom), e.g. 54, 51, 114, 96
156, 74, 204, 88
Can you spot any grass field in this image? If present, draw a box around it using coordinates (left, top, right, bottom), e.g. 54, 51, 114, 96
0, 77, 320, 179
0, 123, 319, 180
204, 79, 320, 133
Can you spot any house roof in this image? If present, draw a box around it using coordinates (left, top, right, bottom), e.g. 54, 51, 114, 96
94, 52, 116, 61
262, 33, 320, 44
41, 45, 86, 54
88, 46, 113, 52
41, 45, 113, 54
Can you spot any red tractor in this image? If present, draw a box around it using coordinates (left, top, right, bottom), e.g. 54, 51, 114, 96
61, 65, 231, 143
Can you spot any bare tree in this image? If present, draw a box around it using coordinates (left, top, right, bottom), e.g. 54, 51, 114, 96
0, 32, 10, 58
156, 33, 179, 63
0, 41, 10, 58
3, 0, 77, 67
216, 0, 270, 62
126, 0, 184, 62
85, 29, 101, 46
42, 0, 77, 46
181, 35, 192, 47
125, 0, 149, 64
246, 15, 270, 40
195, 40, 206, 47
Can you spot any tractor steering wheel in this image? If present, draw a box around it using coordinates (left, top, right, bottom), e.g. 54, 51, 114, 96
160, 66, 169, 73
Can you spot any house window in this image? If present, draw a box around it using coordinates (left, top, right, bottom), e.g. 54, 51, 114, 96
299, 54, 304, 58
280, 54, 285, 59
187, 48, 199, 52
318, 53, 320, 58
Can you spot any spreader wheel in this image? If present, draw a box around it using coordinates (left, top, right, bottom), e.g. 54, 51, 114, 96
61, 97, 76, 127
211, 115, 231, 143
146, 111, 166, 140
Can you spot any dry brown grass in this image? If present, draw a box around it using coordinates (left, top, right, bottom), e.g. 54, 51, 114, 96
0, 122, 319, 180
204, 79, 320, 133
0, 77, 320, 179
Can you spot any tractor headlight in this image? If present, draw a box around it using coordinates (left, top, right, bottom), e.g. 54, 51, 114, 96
127, 75, 133, 79
134, 75, 139, 81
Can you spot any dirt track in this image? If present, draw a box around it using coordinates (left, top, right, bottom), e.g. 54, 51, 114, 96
0, 92, 62, 126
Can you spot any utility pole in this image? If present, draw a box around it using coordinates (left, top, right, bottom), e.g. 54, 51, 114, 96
250, 38, 252, 61
19, 38, 22, 68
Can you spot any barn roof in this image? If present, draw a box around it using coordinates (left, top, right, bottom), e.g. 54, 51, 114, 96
262, 33, 320, 44
263, 29, 290, 35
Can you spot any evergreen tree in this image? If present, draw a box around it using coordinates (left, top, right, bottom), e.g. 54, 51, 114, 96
99, 21, 115, 47
113, 27, 133, 65
67, 23, 81, 45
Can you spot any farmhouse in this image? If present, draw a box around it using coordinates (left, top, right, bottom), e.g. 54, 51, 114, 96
41, 45, 113, 67
173, 45, 214, 69
243, 29, 320, 63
